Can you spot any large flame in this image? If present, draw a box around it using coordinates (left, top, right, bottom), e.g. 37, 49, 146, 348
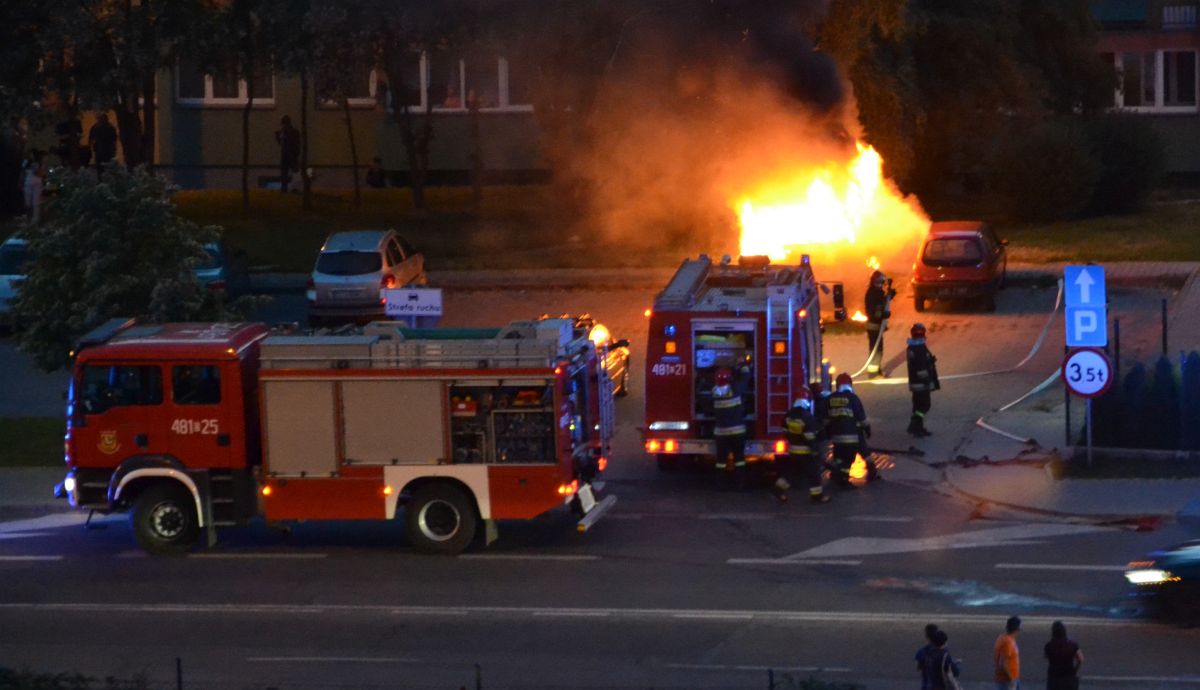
735, 143, 928, 268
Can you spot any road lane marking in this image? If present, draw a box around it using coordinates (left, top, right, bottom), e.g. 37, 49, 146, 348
846, 515, 913, 523
0, 532, 54, 541
1087, 676, 1200, 684
0, 555, 63, 561
727, 558, 862, 566
246, 656, 418, 664
995, 563, 1128, 572
666, 663, 850, 673
189, 553, 327, 560
787, 524, 1110, 559
0, 602, 1153, 628
701, 513, 773, 521
532, 609, 612, 618
457, 554, 599, 561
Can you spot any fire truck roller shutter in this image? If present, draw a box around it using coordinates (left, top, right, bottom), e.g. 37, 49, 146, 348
340, 380, 444, 465
262, 380, 339, 476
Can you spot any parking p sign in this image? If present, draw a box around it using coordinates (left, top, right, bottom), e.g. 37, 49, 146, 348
1064, 265, 1106, 348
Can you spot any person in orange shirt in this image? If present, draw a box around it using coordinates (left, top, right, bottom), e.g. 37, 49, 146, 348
993, 615, 1022, 689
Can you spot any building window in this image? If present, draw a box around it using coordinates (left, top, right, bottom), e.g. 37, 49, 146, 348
318, 68, 381, 109
1164, 51, 1197, 106
1163, 5, 1198, 29
379, 53, 532, 114
176, 56, 275, 106
1111, 50, 1198, 111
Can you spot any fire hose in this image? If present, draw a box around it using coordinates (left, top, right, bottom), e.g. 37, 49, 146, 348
854, 279, 1064, 386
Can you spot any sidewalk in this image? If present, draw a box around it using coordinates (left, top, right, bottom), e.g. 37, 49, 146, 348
0, 467, 68, 519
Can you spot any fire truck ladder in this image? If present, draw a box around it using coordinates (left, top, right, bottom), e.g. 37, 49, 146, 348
765, 293, 795, 434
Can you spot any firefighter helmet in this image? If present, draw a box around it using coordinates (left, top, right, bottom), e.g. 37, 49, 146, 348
792, 387, 813, 410
715, 367, 733, 386
870, 270, 885, 286
835, 372, 853, 389
911, 323, 926, 338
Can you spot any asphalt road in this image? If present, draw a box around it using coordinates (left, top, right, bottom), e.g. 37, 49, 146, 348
2, 278, 1197, 689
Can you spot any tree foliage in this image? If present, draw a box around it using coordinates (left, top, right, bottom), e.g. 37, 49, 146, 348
995, 119, 1099, 222
12, 168, 225, 371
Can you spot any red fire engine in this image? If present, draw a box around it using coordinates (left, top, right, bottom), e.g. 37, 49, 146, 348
643, 254, 841, 470
56, 318, 616, 555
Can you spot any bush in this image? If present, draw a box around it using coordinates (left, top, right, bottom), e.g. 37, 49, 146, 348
995, 120, 1100, 223
11, 167, 228, 372
1085, 113, 1165, 215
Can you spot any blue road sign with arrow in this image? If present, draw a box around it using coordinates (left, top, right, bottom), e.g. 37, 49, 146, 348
1064, 265, 1107, 348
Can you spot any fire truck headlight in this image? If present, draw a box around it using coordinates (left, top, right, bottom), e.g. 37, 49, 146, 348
649, 421, 689, 431
63, 475, 76, 493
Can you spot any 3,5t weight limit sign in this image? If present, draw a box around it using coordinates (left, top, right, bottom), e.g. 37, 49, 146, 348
1061, 348, 1112, 398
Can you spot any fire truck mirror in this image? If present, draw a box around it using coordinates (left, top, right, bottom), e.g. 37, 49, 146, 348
832, 283, 845, 309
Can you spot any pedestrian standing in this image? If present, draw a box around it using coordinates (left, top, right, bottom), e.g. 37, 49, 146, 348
906, 323, 939, 437
22, 150, 45, 224
778, 387, 829, 503
826, 372, 877, 486
1044, 621, 1082, 690
864, 270, 894, 378
711, 366, 748, 489
915, 623, 940, 690
88, 113, 118, 172
923, 629, 962, 690
994, 615, 1022, 690
275, 115, 300, 193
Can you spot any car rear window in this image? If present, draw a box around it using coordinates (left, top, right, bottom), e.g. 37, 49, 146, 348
316, 250, 382, 276
922, 238, 983, 267
0, 244, 30, 275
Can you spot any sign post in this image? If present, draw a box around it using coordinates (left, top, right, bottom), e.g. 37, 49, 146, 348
1062, 348, 1112, 467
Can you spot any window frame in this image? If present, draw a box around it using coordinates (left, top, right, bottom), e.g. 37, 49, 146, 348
1110, 49, 1199, 113
175, 61, 277, 108
384, 53, 533, 115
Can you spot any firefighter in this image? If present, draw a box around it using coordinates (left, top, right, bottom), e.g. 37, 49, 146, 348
712, 366, 748, 488
865, 270, 895, 378
783, 387, 830, 503
827, 372, 878, 486
906, 323, 940, 437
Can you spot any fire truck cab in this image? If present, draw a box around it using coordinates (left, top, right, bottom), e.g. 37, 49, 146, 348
59, 318, 615, 555
643, 254, 830, 470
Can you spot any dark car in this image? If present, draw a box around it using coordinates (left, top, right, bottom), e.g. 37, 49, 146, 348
911, 220, 1007, 312
1126, 540, 1200, 622
194, 241, 251, 298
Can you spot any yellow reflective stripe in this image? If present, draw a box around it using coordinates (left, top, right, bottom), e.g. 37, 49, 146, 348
713, 398, 740, 409
714, 426, 746, 435
831, 435, 859, 444
788, 446, 812, 455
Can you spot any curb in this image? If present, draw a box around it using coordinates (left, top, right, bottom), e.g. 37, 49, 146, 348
939, 463, 1176, 525
248, 268, 680, 294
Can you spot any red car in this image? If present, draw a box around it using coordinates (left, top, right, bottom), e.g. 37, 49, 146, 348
911, 221, 1007, 312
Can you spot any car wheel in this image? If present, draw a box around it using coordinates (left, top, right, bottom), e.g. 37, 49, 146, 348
405, 483, 477, 555
131, 483, 200, 556
914, 295, 926, 313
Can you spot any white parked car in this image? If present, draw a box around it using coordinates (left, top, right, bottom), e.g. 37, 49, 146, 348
306, 230, 427, 326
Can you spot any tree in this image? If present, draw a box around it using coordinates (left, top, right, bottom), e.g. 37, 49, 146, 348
309, 1, 375, 209
272, 0, 315, 210
365, 0, 474, 210
58, 0, 204, 169
11, 167, 223, 372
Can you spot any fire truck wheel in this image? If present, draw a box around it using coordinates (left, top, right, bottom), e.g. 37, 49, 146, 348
131, 483, 200, 555
406, 484, 477, 555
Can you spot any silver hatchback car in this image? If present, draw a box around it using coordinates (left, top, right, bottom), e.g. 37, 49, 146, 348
306, 230, 427, 325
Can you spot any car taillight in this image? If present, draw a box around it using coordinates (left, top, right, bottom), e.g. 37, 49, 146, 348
381, 275, 396, 289
207, 280, 226, 292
